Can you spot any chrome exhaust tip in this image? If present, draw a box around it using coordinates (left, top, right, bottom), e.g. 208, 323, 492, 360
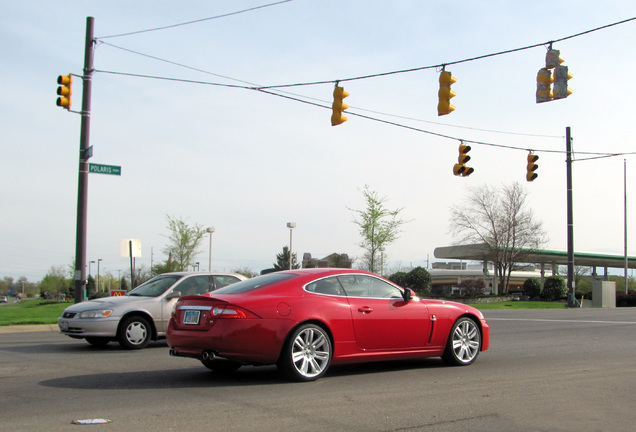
201, 351, 215, 361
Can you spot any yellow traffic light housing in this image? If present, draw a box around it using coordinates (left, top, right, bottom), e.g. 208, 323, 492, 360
545, 49, 564, 69
453, 142, 474, 177
536, 48, 572, 103
536, 68, 553, 103
553, 65, 573, 100
437, 70, 456, 116
331, 85, 350, 126
526, 153, 539, 182
56, 74, 73, 110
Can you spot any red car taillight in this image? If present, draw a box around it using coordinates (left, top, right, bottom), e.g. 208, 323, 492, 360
212, 305, 258, 319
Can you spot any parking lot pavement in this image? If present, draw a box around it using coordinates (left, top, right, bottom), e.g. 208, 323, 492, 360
0, 324, 58, 333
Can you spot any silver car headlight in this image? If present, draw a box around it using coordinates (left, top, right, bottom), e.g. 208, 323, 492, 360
79, 309, 113, 319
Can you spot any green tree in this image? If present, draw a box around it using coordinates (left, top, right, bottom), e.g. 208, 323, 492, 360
3, 277, 15, 293
405, 267, 432, 295
86, 275, 96, 296
16, 276, 38, 298
40, 265, 69, 300
152, 259, 180, 276
273, 246, 299, 271
542, 276, 566, 301
388, 271, 408, 288
348, 185, 409, 273
162, 215, 206, 271
522, 278, 542, 298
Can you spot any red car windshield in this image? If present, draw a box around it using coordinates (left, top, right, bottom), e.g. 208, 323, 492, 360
212, 273, 296, 294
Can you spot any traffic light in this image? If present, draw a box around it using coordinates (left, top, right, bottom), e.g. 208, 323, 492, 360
453, 142, 474, 177
437, 70, 456, 116
56, 74, 72, 110
526, 153, 539, 182
545, 49, 564, 69
553, 65, 573, 100
535, 48, 572, 103
331, 85, 349, 126
536, 68, 553, 103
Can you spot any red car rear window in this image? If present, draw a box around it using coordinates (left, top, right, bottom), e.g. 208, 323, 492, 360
213, 273, 297, 294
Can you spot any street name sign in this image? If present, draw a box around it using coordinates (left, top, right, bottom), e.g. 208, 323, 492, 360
89, 163, 121, 176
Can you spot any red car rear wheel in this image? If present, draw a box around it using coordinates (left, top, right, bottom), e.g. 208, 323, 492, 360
278, 324, 332, 382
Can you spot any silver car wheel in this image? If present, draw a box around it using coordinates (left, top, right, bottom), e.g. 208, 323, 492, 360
442, 317, 481, 366
126, 322, 147, 345
117, 316, 151, 349
279, 324, 331, 381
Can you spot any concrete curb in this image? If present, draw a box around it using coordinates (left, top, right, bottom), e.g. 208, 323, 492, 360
0, 324, 58, 334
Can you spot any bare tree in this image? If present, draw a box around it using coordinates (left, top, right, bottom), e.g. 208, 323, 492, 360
348, 185, 409, 273
449, 182, 547, 293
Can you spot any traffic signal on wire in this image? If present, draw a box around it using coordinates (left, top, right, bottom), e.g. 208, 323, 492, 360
453, 142, 473, 177
526, 153, 539, 182
535, 48, 572, 103
56, 75, 73, 110
437, 70, 456, 116
553, 65, 573, 100
535, 68, 552, 103
545, 49, 564, 69
331, 85, 350, 126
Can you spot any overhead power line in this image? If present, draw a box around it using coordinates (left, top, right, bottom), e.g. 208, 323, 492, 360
93, 16, 636, 158
97, 0, 294, 39
95, 68, 629, 159
256, 16, 636, 89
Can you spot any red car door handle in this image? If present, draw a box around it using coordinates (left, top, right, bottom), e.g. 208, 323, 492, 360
358, 306, 373, 314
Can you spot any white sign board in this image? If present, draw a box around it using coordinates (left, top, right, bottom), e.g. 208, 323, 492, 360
120, 239, 142, 258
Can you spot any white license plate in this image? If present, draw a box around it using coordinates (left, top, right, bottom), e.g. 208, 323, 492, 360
183, 310, 201, 325
60, 322, 69, 332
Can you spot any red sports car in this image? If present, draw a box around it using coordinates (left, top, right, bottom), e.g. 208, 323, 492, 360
167, 268, 489, 381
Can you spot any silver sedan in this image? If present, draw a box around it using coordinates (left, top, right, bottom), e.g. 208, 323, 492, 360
58, 272, 246, 349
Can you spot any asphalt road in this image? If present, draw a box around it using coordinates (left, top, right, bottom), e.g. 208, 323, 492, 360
1, 308, 636, 432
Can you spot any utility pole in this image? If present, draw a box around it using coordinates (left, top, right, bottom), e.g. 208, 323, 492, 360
73, 17, 95, 304
566, 126, 575, 307
625, 159, 628, 294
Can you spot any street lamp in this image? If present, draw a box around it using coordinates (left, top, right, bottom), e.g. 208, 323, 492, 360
287, 222, 296, 270
97, 258, 102, 292
380, 247, 385, 276
88, 260, 95, 277
206, 227, 215, 271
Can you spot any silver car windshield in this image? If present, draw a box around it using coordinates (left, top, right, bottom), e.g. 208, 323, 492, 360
127, 275, 181, 297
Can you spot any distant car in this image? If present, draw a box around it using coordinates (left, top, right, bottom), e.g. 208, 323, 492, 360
58, 272, 247, 349
0, 296, 7, 303
167, 268, 489, 381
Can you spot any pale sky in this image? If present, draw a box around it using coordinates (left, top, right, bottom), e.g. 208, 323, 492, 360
2, 0, 636, 282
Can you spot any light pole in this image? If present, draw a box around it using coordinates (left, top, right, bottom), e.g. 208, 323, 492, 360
380, 247, 385, 276
88, 260, 95, 300
206, 227, 215, 271
97, 258, 102, 292
287, 222, 296, 270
